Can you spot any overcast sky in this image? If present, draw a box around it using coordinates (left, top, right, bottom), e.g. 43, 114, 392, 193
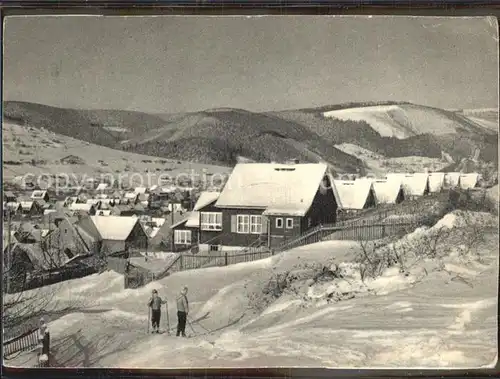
3, 16, 498, 113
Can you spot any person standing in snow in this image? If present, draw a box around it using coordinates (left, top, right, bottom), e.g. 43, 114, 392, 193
148, 289, 166, 333
176, 286, 189, 337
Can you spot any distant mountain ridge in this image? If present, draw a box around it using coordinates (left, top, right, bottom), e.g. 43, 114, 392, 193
3, 100, 497, 174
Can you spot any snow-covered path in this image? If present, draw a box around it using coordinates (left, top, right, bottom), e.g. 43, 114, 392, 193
5, 215, 498, 369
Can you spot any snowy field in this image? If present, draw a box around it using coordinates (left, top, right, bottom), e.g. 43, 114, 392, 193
334, 143, 448, 175
323, 104, 471, 139
2, 122, 230, 183
4, 211, 498, 369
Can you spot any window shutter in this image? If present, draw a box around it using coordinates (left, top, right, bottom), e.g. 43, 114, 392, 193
261, 215, 268, 234
231, 215, 237, 233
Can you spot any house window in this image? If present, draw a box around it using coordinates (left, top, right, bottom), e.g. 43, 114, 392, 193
237, 215, 249, 233
200, 212, 222, 231
174, 230, 192, 244
237, 215, 263, 234
276, 218, 283, 228
286, 218, 294, 229
250, 215, 262, 234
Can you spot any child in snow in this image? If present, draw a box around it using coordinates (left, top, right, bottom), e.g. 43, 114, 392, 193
176, 286, 189, 337
148, 289, 166, 333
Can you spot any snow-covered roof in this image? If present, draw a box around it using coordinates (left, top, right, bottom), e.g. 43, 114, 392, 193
6, 202, 21, 209
428, 173, 445, 193
215, 163, 342, 216
96, 210, 112, 216
333, 179, 375, 210
96, 183, 109, 191
193, 191, 220, 211
86, 199, 100, 205
134, 187, 147, 194
148, 227, 161, 238
69, 203, 94, 212
370, 180, 404, 204
459, 173, 479, 190
170, 211, 200, 229
387, 173, 429, 197
160, 186, 177, 193
151, 217, 166, 227
124, 192, 138, 199
31, 190, 47, 199
444, 172, 461, 188
44, 209, 57, 215
89, 215, 139, 240
20, 201, 34, 210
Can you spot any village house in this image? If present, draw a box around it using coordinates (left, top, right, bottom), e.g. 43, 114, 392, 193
4, 191, 17, 203
30, 190, 50, 203
78, 215, 149, 256
443, 172, 461, 188
44, 213, 101, 260
68, 203, 97, 216
14, 222, 43, 244
169, 191, 220, 252
4, 202, 21, 217
427, 172, 446, 193
96, 183, 110, 192
459, 173, 480, 190
333, 179, 377, 214
3, 242, 65, 282
371, 180, 405, 205
123, 192, 139, 205
192, 163, 342, 251
19, 201, 44, 217
386, 173, 430, 200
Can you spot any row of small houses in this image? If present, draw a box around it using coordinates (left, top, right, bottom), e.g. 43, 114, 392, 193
3, 163, 481, 287
169, 164, 481, 253
3, 185, 193, 219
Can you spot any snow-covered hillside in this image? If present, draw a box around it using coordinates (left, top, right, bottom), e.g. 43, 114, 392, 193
334, 143, 449, 175
323, 104, 478, 139
4, 212, 498, 369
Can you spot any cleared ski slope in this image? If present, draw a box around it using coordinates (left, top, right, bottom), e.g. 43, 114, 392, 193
4, 212, 498, 369
322, 104, 485, 139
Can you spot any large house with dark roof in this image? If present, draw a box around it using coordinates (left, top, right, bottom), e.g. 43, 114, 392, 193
188, 163, 342, 251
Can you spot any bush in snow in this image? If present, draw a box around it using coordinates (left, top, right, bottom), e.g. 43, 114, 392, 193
355, 210, 497, 282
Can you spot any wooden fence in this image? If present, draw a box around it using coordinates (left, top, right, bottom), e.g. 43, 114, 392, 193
4, 327, 51, 367
5, 265, 100, 294
3, 328, 39, 357
163, 218, 420, 275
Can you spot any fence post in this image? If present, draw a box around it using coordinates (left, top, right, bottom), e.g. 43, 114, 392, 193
225, 252, 228, 266
179, 254, 184, 271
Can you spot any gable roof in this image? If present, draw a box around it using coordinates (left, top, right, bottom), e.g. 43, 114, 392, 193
69, 203, 94, 212
170, 211, 200, 229
444, 172, 461, 188
19, 201, 35, 210
89, 215, 140, 241
459, 173, 479, 190
334, 179, 375, 209
124, 192, 138, 199
369, 179, 404, 204
387, 173, 429, 197
96, 183, 109, 191
215, 163, 342, 216
428, 173, 445, 193
6, 202, 21, 210
193, 191, 220, 211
